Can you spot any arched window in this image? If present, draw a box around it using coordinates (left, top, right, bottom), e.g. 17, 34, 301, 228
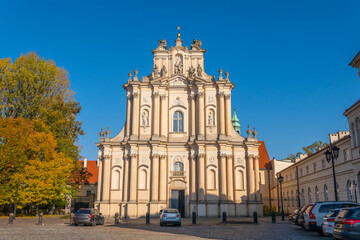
235, 170, 244, 190
173, 111, 184, 132
138, 169, 147, 189
301, 189, 305, 206
347, 180, 353, 201
315, 186, 319, 202
324, 185, 328, 201
111, 169, 121, 190
308, 188, 312, 204
173, 161, 184, 171
207, 169, 216, 189
352, 123, 357, 147
336, 183, 340, 201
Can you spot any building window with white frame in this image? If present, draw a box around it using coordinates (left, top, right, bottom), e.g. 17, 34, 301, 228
343, 150, 348, 162
290, 173, 292, 180
324, 185, 328, 201
308, 188, 312, 204
173, 111, 184, 132
347, 180, 352, 201
322, 159, 325, 170
313, 163, 316, 172
306, 166, 309, 175
315, 186, 319, 202
300, 168, 303, 177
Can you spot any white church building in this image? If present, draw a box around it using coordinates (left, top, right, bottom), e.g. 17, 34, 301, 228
96, 33, 263, 218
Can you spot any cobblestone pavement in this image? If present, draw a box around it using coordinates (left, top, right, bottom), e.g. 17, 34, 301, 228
0, 216, 330, 240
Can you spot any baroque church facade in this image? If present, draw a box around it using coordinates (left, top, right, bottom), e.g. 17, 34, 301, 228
96, 33, 263, 218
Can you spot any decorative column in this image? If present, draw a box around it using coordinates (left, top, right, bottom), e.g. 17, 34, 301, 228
197, 153, 205, 201
226, 154, 234, 201
126, 93, 132, 139
102, 155, 111, 201
131, 92, 139, 140
190, 154, 197, 201
151, 154, 159, 201
152, 91, 160, 140
219, 92, 226, 138
220, 154, 227, 201
225, 93, 232, 136
129, 154, 138, 202
254, 155, 260, 201
160, 94, 168, 138
96, 157, 103, 201
159, 155, 167, 201
247, 155, 255, 200
198, 91, 205, 139
122, 156, 129, 202
191, 93, 196, 139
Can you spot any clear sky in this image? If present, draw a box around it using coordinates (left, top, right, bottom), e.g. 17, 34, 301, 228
1, 0, 360, 161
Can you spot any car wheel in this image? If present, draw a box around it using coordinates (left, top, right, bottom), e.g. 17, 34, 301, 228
178, 223, 181, 227
317, 225, 323, 235
160, 222, 163, 226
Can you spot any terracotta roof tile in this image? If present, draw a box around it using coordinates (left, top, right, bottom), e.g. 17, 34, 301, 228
79, 160, 98, 184
258, 141, 270, 169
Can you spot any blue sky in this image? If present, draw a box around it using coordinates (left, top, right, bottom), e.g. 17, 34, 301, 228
1, 0, 360, 160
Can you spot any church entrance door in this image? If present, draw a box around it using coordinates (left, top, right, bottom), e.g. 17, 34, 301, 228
171, 190, 185, 217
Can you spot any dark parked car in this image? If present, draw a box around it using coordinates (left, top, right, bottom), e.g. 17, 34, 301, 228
298, 205, 310, 228
288, 207, 301, 224
73, 208, 104, 226
333, 207, 360, 240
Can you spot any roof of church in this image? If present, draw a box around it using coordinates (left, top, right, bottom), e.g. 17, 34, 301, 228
78, 160, 98, 184
258, 141, 270, 169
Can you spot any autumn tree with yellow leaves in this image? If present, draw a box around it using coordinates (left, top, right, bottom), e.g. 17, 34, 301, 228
0, 52, 89, 213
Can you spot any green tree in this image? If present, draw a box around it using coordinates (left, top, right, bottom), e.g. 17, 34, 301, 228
0, 118, 73, 208
286, 140, 328, 161
0, 52, 84, 184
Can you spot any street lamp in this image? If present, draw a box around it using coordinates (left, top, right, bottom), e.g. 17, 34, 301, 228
278, 173, 284, 221
14, 181, 25, 219
324, 145, 339, 201
265, 162, 272, 214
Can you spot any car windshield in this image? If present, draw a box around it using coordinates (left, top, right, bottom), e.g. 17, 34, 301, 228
164, 209, 178, 213
76, 210, 91, 214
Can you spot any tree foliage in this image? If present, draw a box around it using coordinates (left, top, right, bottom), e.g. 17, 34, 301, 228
286, 140, 328, 161
0, 118, 73, 208
0, 52, 87, 208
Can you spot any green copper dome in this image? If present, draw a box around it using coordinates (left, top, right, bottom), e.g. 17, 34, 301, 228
232, 109, 241, 134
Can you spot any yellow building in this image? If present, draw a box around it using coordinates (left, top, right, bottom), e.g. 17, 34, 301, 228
96, 34, 262, 218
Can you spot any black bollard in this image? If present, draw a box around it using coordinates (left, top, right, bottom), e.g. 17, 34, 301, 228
115, 213, 119, 225
253, 211, 258, 224
271, 212, 276, 223
222, 211, 227, 224
38, 212, 43, 225
192, 212, 196, 225
146, 212, 150, 225
9, 213, 13, 224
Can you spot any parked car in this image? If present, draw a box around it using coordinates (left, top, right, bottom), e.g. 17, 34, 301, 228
333, 207, 360, 240
288, 207, 301, 224
303, 202, 360, 233
73, 208, 104, 226
298, 205, 311, 228
160, 208, 181, 226
322, 209, 341, 236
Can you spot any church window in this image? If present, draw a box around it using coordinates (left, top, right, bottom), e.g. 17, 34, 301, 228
138, 169, 147, 189
173, 111, 184, 132
347, 180, 353, 201
173, 161, 184, 171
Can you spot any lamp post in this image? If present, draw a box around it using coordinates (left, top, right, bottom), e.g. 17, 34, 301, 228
278, 173, 284, 221
14, 181, 26, 219
324, 145, 339, 201
265, 162, 272, 214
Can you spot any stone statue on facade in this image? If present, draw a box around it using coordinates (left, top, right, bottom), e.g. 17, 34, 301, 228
160, 65, 167, 77
188, 66, 196, 78
191, 39, 202, 50
153, 64, 160, 78
197, 64, 203, 77
105, 126, 111, 141
174, 55, 183, 74
99, 127, 104, 141
142, 111, 149, 126
252, 127, 258, 139
246, 124, 252, 139
158, 39, 167, 47
208, 111, 215, 126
